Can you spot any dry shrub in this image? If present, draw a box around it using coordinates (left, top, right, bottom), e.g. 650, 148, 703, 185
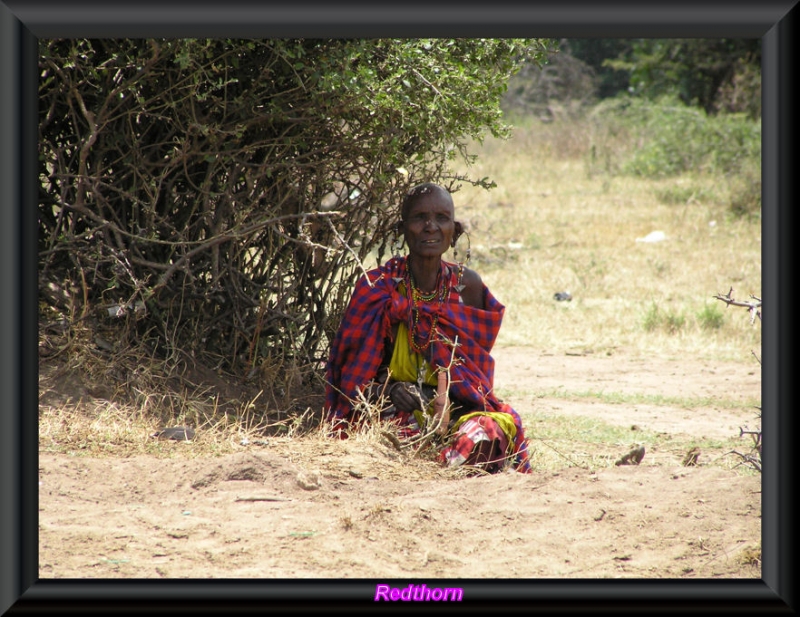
738, 544, 762, 568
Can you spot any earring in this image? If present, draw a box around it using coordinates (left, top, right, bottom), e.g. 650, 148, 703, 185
453, 231, 471, 295
391, 224, 404, 259
452, 230, 471, 267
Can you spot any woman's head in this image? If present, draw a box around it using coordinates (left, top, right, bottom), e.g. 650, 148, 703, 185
399, 182, 463, 259
401, 183, 452, 222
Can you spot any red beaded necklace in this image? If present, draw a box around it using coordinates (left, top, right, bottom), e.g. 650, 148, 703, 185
405, 259, 449, 354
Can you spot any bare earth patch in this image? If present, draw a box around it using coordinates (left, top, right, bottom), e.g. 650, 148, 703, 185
38, 347, 761, 580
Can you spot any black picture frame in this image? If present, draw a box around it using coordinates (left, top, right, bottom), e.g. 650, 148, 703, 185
3, 1, 795, 613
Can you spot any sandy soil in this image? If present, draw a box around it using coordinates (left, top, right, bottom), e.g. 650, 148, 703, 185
38, 347, 761, 581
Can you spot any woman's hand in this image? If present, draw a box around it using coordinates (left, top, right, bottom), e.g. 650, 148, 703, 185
388, 381, 426, 413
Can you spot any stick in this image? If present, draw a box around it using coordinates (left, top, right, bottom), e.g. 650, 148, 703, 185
432, 370, 450, 436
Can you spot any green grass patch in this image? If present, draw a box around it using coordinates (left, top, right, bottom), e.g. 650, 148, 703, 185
642, 302, 686, 334
697, 302, 726, 330
496, 386, 759, 412
528, 411, 658, 445
522, 410, 746, 472
654, 184, 717, 206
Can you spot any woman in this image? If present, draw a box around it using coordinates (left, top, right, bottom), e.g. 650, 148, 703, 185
325, 182, 531, 473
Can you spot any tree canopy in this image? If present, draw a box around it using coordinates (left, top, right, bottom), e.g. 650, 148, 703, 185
583, 38, 760, 117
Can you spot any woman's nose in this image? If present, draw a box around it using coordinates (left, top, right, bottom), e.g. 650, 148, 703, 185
423, 217, 438, 230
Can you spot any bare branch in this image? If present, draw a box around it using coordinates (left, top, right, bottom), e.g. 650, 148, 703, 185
713, 287, 762, 323
152, 211, 341, 292
712, 285, 762, 473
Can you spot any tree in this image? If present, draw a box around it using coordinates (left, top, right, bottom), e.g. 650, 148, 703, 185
502, 39, 596, 120
561, 38, 632, 99
503, 38, 760, 121
603, 38, 761, 117
38, 38, 552, 391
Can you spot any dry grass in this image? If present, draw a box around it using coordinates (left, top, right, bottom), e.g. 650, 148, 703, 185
738, 544, 762, 567
451, 116, 761, 361
38, 316, 323, 458
437, 114, 761, 474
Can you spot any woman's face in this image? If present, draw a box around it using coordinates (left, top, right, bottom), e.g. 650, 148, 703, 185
402, 191, 457, 260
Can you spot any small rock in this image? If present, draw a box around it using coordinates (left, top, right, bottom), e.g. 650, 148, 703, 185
635, 230, 666, 243
296, 470, 322, 490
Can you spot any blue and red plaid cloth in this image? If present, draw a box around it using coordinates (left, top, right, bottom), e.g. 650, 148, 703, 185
325, 256, 532, 473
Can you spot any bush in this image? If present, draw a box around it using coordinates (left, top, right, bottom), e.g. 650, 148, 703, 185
37, 38, 552, 384
728, 162, 762, 220
592, 96, 761, 180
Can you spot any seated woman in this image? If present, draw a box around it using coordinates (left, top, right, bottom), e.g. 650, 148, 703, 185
324, 182, 531, 474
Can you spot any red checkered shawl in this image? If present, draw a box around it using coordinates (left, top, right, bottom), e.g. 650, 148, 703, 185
325, 256, 531, 472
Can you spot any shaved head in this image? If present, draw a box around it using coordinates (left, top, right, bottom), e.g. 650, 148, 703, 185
401, 183, 453, 221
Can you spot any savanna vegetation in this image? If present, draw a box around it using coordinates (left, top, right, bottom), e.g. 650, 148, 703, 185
492, 37, 761, 472
38, 38, 761, 462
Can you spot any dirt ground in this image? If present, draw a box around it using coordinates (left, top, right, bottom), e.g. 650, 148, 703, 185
38, 346, 762, 580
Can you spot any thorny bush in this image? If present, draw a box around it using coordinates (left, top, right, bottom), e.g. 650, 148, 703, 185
38, 38, 552, 399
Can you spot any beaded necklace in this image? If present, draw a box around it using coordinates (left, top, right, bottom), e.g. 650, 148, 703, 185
405, 259, 449, 354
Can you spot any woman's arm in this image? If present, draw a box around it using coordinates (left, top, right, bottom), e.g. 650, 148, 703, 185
457, 267, 486, 310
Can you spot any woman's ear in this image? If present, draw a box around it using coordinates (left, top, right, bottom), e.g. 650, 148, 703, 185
452, 221, 464, 245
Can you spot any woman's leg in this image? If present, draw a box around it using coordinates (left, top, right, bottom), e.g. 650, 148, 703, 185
440, 415, 510, 473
